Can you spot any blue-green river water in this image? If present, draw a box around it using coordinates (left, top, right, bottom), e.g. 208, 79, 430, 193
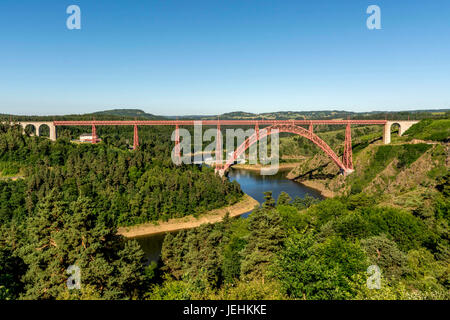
136, 168, 323, 264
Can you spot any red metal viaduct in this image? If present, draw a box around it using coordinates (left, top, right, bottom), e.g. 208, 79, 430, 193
12, 119, 419, 175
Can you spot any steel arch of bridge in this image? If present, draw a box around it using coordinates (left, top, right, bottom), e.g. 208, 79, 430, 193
222, 123, 349, 173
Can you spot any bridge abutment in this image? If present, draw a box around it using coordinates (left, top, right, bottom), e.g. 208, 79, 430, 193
12, 122, 57, 141
383, 121, 419, 144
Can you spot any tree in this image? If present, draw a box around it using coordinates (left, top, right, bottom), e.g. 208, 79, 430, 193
360, 234, 407, 280
275, 234, 368, 300
277, 192, 292, 206
262, 191, 275, 208
221, 218, 249, 284
183, 224, 225, 289
240, 207, 284, 280
0, 243, 26, 300
308, 198, 349, 227
161, 231, 189, 280
292, 195, 320, 211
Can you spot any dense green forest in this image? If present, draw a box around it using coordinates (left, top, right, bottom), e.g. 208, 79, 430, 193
0, 123, 242, 299
0, 124, 242, 226
150, 185, 449, 299
147, 119, 450, 300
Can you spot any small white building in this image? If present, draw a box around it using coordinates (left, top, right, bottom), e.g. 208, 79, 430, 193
79, 133, 101, 143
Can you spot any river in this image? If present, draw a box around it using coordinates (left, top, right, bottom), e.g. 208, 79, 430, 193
135, 168, 323, 264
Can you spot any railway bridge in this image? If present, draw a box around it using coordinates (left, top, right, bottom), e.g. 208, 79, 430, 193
8, 119, 419, 175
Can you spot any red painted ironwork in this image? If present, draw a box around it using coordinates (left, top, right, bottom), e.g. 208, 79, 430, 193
53, 119, 387, 126
174, 124, 180, 163
51, 119, 386, 174
216, 123, 222, 170
342, 123, 353, 170
91, 124, 97, 144
222, 123, 349, 173
133, 124, 139, 150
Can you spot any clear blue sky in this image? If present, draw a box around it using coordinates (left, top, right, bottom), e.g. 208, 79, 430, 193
0, 0, 449, 116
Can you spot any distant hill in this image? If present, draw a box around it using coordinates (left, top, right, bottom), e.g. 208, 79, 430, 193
90, 109, 165, 120
1, 109, 166, 121
194, 109, 450, 121
2, 108, 448, 122
213, 111, 354, 120
165, 110, 355, 120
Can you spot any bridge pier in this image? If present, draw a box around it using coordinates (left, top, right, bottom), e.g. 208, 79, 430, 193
174, 124, 180, 162
49, 126, 57, 141
133, 124, 139, 150
342, 122, 353, 171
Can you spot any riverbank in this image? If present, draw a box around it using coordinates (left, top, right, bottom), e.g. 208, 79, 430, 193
0, 174, 24, 181
231, 162, 301, 172
118, 194, 259, 238
296, 179, 334, 198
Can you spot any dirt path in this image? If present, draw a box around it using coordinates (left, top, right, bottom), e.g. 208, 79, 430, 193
118, 194, 259, 238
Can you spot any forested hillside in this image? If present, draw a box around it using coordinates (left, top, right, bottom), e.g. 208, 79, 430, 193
147, 118, 449, 300
194, 109, 450, 121
91, 109, 164, 119
0, 123, 242, 299
0, 124, 242, 226
150, 187, 449, 299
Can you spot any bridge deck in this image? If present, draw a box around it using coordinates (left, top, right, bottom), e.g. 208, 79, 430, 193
53, 120, 388, 126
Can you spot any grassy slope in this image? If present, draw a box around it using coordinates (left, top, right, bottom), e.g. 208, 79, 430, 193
404, 119, 450, 142
287, 119, 449, 207
280, 125, 382, 157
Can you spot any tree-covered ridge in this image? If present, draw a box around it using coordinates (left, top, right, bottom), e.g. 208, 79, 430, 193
148, 118, 449, 300
90, 109, 164, 119
153, 186, 449, 300
0, 109, 165, 121
0, 123, 244, 300
194, 109, 450, 121
0, 125, 243, 226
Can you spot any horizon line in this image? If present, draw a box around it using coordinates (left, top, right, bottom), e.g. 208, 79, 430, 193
1, 107, 449, 118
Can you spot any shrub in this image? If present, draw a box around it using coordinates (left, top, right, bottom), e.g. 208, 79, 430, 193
359, 207, 432, 251
307, 198, 349, 227
275, 234, 368, 300
360, 234, 408, 280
